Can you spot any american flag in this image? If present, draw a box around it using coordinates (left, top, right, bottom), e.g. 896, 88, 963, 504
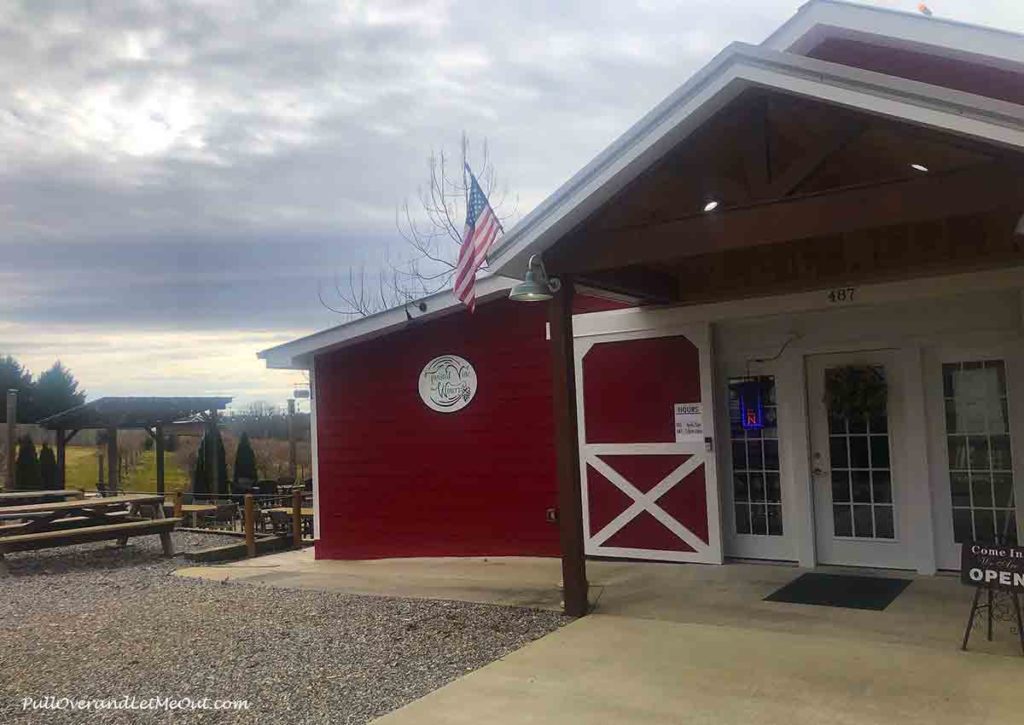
454, 164, 502, 311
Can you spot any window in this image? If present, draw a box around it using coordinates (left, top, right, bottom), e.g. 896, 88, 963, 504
943, 360, 1016, 545
729, 377, 782, 536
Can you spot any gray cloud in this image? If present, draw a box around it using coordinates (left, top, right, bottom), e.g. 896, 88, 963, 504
0, 0, 1020, 401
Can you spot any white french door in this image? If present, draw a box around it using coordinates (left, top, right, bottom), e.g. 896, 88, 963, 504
806, 351, 914, 569
720, 368, 796, 561
926, 343, 1024, 570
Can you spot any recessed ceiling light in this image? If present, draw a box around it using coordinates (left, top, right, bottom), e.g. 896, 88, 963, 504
703, 200, 719, 212
910, 163, 929, 172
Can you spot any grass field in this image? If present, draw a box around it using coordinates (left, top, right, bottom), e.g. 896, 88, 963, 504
64, 447, 190, 493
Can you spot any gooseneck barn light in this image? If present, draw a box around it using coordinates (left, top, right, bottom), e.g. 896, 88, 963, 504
509, 255, 562, 302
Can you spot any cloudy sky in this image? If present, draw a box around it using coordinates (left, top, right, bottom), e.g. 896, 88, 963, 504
1, 0, 1021, 407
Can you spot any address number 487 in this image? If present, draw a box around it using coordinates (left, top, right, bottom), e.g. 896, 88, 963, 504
827, 287, 856, 304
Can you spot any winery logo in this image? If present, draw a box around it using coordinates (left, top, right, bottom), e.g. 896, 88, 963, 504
418, 355, 477, 413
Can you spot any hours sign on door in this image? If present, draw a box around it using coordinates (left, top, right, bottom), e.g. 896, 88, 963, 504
674, 403, 703, 443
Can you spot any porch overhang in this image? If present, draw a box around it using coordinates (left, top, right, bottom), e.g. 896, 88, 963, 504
487, 44, 1024, 282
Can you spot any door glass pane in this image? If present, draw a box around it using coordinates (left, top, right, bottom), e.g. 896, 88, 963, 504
728, 376, 783, 537
825, 365, 895, 540
875, 505, 895, 539
943, 360, 1017, 545
831, 472, 850, 503
853, 505, 874, 538
833, 505, 853, 537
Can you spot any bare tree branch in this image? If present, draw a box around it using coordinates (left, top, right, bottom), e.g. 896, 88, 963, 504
320, 133, 511, 318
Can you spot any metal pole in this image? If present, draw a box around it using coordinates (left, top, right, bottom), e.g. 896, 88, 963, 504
5, 390, 16, 492
106, 427, 118, 495
207, 414, 216, 498
287, 399, 297, 484
155, 424, 165, 496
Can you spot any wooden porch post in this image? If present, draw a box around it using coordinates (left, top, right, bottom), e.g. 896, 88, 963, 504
56, 428, 66, 490
549, 276, 589, 617
106, 427, 119, 494
154, 424, 165, 496
5, 389, 16, 491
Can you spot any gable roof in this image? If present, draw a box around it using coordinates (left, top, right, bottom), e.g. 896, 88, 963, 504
258, 276, 516, 370
38, 397, 232, 430
765, 0, 1024, 71
259, 1, 1024, 372
487, 2, 1024, 278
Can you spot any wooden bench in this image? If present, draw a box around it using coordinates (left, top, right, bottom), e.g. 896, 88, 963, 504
0, 510, 133, 537
0, 518, 182, 575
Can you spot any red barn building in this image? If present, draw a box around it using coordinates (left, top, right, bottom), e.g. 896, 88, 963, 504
261, 276, 627, 560
263, 2, 1024, 616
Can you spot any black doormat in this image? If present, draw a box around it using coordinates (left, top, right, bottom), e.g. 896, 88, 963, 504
764, 573, 912, 611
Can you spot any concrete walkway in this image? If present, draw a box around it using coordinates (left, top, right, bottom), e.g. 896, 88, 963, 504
176, 549, 571, 610
374, 613, 1024, 725
178, 553, 1024, 723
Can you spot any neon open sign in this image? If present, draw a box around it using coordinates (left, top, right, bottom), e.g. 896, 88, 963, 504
735, 380, 765, 431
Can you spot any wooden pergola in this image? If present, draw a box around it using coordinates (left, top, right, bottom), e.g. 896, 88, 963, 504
37, 397, 232, 495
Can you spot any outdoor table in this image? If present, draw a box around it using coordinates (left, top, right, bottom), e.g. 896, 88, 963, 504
265, 507, 314, 517
0, 494, 166, 535
0, 490, 84, 507
265, 506, 314, 540
161, 503, 218, 527
0, 494, 179, 572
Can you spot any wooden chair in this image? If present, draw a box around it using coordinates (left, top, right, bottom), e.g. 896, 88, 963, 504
267, 510, 293, 537
210, 502, 239, 531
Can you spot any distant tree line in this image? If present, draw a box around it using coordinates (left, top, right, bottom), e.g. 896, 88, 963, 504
222, 402, 310, 442
0, 355, 86, 423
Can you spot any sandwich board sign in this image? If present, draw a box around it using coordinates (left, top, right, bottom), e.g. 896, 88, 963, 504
961, 542, 1024, 592
959, 541, 1024, 655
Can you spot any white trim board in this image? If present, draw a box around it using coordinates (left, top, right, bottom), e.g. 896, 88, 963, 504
308, 363, 321, 541
764, 0, 1024, 73
486, 37, 1024, 280
258, 276, 516, 370
572, 267, 1024, 341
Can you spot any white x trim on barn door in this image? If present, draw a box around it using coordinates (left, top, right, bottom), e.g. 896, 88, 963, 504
586, 450, 709, 554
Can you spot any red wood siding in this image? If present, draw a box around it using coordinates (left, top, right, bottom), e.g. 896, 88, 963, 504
582, 335, 700, 444
808, 38, 1024, 106
313, 298, 559, 559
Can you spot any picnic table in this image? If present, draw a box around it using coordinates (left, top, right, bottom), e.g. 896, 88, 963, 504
0, 490, 84, 506
0, 494, 181, 574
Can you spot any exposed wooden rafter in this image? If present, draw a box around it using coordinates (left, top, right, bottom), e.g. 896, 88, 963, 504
756, 117, 866, 200
548, 163, 1024, 274
574, 266, 680, 304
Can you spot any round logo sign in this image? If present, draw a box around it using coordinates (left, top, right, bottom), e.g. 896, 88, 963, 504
418, 355, 478, 413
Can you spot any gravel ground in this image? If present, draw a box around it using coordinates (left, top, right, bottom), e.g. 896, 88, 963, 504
0, 533, 568, 724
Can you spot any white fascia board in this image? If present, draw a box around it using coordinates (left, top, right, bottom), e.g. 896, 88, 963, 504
765, 1, 1024, 72
257, 276, 517, 370
487, 44, 1024, 279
